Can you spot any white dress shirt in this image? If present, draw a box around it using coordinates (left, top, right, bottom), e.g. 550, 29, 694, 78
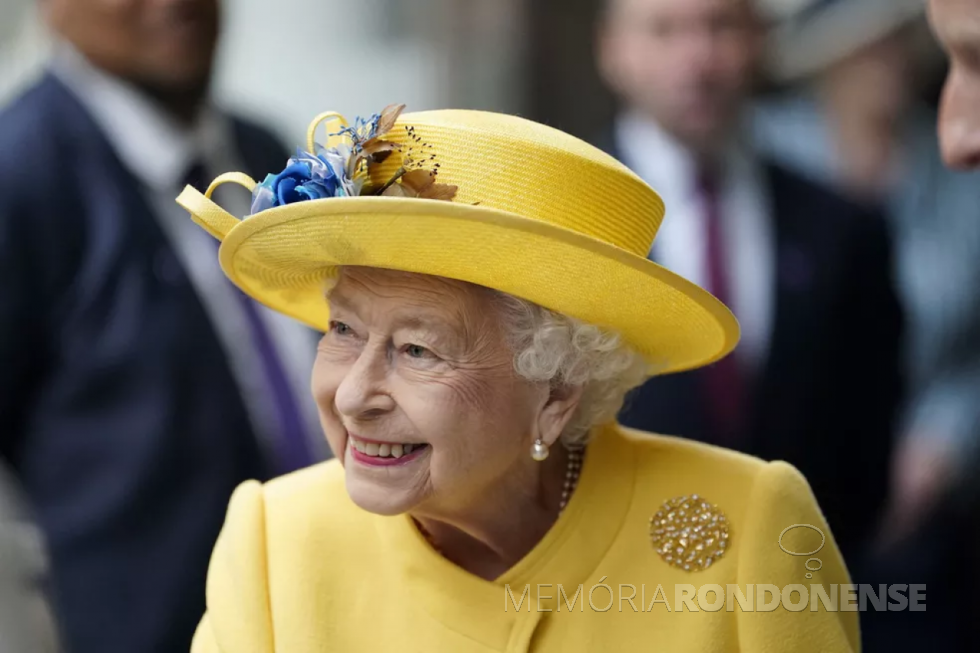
50, 45, 327, 462
0, 462, 59, 653
615, 112, 775, 371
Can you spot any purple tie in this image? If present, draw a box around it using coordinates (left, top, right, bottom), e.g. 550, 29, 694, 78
696, 167, 747, 444
185, 163, 312, 473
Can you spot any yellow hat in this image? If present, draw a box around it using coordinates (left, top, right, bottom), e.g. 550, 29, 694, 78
177, 106, 739, 375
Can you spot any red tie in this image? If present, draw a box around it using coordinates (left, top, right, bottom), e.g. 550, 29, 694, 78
696, 168, 746, 444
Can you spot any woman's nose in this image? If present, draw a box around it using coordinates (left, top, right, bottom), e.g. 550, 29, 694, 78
333, 345, 395, 420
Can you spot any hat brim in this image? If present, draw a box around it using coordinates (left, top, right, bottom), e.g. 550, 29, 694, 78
179, 188, 740, 376
768, 0, 925, 82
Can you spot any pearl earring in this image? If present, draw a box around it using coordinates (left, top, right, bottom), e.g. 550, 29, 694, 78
531, 438, 549, 461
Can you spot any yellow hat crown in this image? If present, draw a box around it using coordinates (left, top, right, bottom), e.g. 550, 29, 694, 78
363, 110, 665, 257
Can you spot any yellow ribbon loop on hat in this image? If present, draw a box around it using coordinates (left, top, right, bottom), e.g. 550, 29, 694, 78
176, 172, 257, 242
307, 111, 350, 152
206, 172, 257, 199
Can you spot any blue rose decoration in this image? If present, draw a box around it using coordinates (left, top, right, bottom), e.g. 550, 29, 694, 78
250, 147, 353, 214
246, 104, 430, 215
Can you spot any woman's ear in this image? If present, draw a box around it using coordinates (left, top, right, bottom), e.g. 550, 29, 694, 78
536, 384, 585, 447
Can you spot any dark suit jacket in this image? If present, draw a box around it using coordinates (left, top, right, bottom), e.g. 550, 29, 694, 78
604, 135, 903, 565
0, 74, 288, 653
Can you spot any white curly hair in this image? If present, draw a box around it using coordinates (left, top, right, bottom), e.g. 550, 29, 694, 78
490, 291, 651, 448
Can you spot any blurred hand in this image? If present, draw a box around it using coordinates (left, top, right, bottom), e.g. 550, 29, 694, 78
876, 435, 959, 550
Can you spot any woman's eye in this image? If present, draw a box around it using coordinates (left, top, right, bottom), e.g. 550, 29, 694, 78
329, 320, 353, 336
405, 344, 431, 359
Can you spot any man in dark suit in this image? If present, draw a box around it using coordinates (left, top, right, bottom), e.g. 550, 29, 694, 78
596, 0, 903, 564
0, 1, 322, 651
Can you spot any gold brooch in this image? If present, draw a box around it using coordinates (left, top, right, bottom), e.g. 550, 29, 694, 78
649, 495, 730, 572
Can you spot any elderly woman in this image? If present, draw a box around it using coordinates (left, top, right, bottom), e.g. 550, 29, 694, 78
178, 106, 859, 652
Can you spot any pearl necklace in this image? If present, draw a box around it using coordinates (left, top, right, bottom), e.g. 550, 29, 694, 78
417, 446, 585, 552
559, 446, 584, 512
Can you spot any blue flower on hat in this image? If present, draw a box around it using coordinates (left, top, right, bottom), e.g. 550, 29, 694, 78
250, 147, 354, 214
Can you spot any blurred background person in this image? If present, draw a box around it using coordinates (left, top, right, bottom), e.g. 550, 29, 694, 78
754, 1, 980, 648
0, 0, 327, 651
756, 0, 935, 202
929, 0, 980, 169
596, 0, 904, 566
926, 1, 980, 648
757, 0, 980, 542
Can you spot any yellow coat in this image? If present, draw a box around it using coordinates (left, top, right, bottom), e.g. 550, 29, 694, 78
192, 426, 859, 652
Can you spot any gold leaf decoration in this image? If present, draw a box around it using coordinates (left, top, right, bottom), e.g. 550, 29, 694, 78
361, 139, 400, 157
378, 167, 457, 202
376, 103, 406, 137
421, 183, 458, 202
360, 139, 401, 166
400, 168, 436, 191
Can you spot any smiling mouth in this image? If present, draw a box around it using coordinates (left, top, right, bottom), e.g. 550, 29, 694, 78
348, 434, 428, 460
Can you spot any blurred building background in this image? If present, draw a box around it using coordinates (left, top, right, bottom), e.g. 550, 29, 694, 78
0, 0, 528, 142
8, 0, 934, 156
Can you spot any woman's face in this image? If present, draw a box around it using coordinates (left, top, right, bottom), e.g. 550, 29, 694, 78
313, 267, 550, 516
